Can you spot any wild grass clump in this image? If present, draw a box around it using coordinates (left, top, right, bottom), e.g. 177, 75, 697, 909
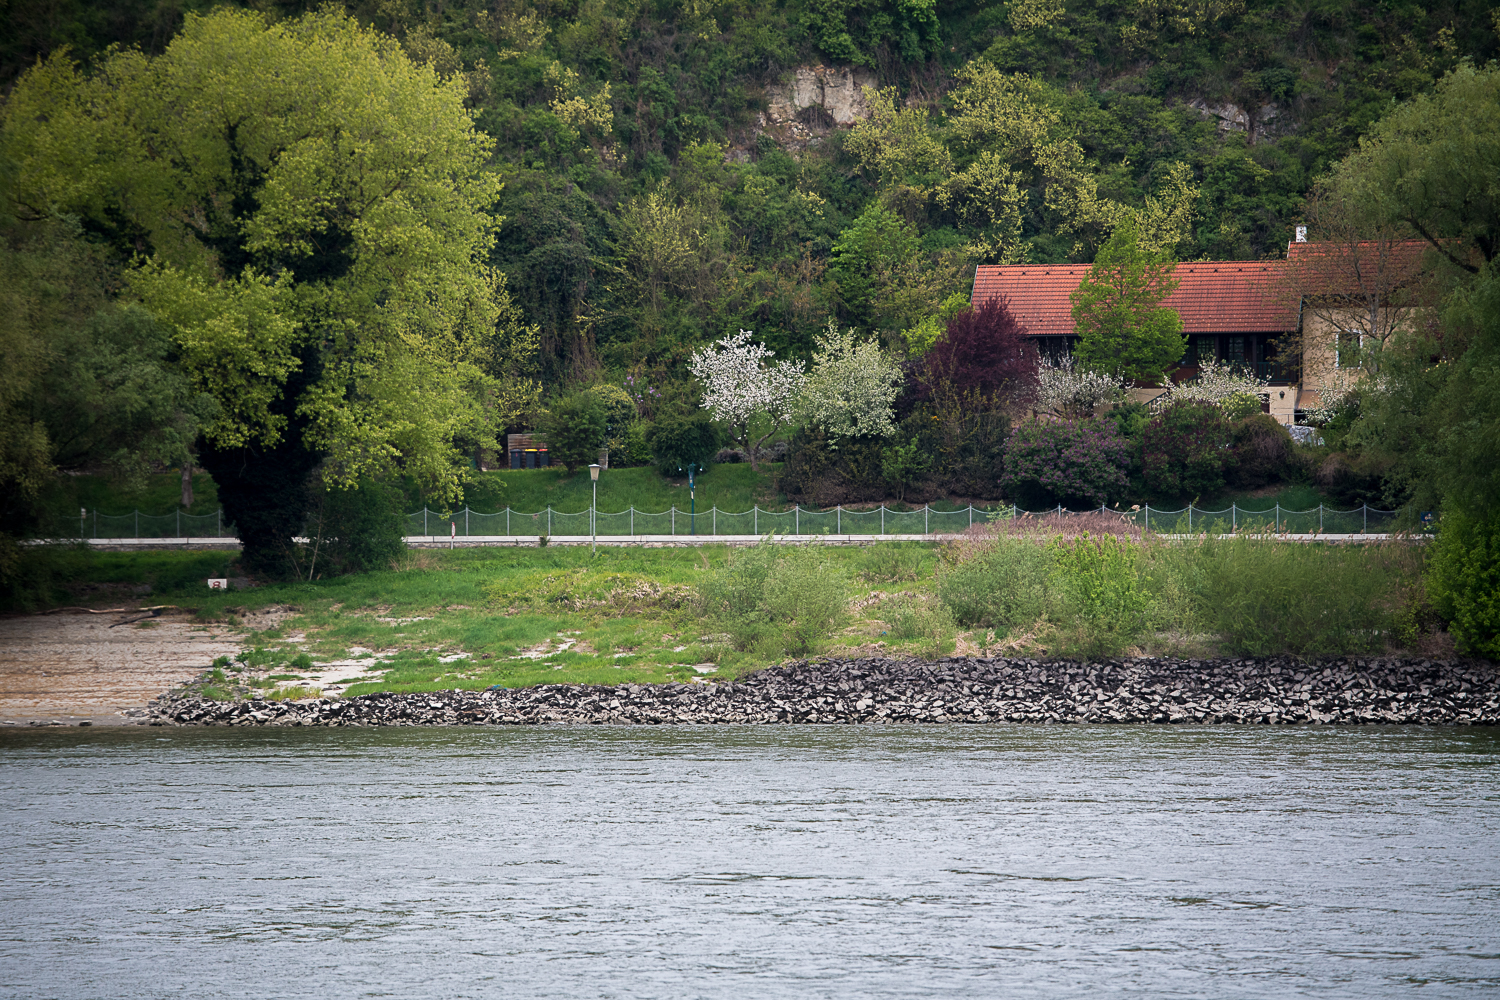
1166, 536, 1427, 656
880, 592, 954, 659
856, 543, 928, 583
937, 528, 1432, 660
696, 540, 848, 657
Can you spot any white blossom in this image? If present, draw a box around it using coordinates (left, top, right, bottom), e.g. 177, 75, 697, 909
1035, 354, 1127, 417
689, 330, 805, 470
797, 319, 903, 445
1150, 359, 1269, 411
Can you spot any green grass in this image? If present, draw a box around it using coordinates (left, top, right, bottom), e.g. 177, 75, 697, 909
43, 472, 221, 517
442, 463, 786, 516
25, 544, 945, 694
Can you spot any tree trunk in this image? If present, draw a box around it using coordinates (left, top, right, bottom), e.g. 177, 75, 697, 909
181, 457, 194, 508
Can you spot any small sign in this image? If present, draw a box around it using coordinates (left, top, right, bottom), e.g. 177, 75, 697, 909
207, 578, 228, 590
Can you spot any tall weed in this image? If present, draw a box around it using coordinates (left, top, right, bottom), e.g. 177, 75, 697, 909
1185, 537, 1403, 655
696, 541, 848, 656
1049, 532, 1150, 658
936, 537, 1055, 632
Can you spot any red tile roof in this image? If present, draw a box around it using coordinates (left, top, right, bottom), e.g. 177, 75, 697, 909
972, 260, 1298, 337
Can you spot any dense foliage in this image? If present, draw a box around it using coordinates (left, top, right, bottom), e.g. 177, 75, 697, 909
1140, 399, 1230, 502
1000, 419, 1130, 509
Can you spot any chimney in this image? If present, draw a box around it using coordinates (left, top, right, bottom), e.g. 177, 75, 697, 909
1295, 224, 1308, 243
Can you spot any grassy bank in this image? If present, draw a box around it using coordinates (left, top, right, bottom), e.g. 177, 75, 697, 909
11, 522, 1454, 702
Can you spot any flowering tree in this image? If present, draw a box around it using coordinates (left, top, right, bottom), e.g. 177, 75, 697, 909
689, 330, 804, 471
1150, 359, 1269, 412
797, 320, 904, 445
1036, 354, 1127, 417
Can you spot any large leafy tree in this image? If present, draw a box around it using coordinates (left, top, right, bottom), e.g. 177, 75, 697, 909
1, 8, 538, 569
1069, 216, 1185, 383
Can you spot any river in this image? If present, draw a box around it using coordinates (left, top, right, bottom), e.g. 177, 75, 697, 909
2, 726, 1496, 998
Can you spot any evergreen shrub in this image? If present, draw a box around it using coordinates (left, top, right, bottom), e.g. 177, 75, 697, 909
538, 391, 606, 473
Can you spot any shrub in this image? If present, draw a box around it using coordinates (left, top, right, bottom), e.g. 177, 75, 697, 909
1221, 391, 1263, 421
1106, 402, 1150, 439
1429, 507, 1500, 657
1000, 419, 1130, 510
695, 541, 848, 656
936, 536, 1055, 631
646, 410, 719, 477
1184, 536, 1402, 655
1228, 414, 1295, 490
761, 548, 849, 656
1049, 532, 1150, 657
614, 421, 654, 467
1141, 399, 1229, 502
538, 391, 607, 473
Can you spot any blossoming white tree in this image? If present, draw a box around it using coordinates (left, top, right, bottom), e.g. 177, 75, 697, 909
1035, 354, 1127, 417
689, 330, 805, 471
797, 320, 903, 445
1150, 358, 1270, 412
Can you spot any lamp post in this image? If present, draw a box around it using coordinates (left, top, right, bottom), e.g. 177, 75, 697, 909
589, 463, 601, 555
686, 462, 700, 535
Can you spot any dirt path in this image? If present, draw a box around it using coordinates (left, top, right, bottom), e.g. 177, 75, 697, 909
0, 612, 245, 724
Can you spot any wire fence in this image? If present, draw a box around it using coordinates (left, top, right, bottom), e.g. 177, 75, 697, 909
403, 503, 1405, 537
61, 503, 1406, 540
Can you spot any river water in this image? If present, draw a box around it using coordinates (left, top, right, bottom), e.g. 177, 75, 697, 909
2, 726, 1497, 998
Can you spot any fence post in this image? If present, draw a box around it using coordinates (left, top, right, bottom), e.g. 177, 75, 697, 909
881, 507, 885, 535
713, 508, 717, 535
925, 505, 928, 535
1233, 504, 1236, 531
630, 507, 634, 536
1276, 504, 1280, 533
1319, 505, 1323, 533
837, 507, 840, 534
424, 508, 428, 535
548, 506, 551, 536
1363, 505, 1367, 533
795, 506, 799, 535
1144, 505, 1150, 532
970, 506, 974, 529
465, 507, 469, 537
507, 508, 510, 536
135, 510, 139, 538
1188, 506, 1192, 532
753, 506, 757, 534
673, 507, 676, 535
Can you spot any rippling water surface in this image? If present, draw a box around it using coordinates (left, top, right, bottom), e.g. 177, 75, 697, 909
1, 726, 1497, 998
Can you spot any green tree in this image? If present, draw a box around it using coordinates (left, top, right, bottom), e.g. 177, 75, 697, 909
1329, 63, 1500, 274
539, 391, 607, 473
0, 9, 538, 570
1069, 216, 1185, 383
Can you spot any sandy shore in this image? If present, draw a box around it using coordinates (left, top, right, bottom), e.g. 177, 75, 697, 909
0, 612, 244, 725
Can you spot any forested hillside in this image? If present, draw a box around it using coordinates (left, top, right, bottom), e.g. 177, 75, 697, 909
5, 0, 1496, 384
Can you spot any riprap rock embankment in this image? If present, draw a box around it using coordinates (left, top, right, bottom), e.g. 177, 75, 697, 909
149, 656, 1499, 727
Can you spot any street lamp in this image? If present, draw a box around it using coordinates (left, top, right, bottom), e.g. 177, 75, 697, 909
685, 462, 700, 535
589, 463, 601, 555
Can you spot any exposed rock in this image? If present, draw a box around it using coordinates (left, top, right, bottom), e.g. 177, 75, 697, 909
149, 656, 1500, 728
1187, 98, 1284, 144
766, 64, 877, 126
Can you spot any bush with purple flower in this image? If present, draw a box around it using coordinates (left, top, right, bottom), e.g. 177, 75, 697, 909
1000, 419, 1130, 510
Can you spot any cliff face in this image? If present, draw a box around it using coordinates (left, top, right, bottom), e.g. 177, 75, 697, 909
766, 64, 878, 126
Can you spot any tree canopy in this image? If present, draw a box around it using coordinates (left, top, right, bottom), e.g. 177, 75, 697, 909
1068, 217, 1185, 383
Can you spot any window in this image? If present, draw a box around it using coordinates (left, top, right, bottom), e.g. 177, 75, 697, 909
1192, 336, 1216, 365
1226, 336, 1248, 362
1336, 330, 1361, 369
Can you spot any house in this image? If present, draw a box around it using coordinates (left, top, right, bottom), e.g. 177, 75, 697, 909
971, 257, 1302, 422
969, 232, 1433, 425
